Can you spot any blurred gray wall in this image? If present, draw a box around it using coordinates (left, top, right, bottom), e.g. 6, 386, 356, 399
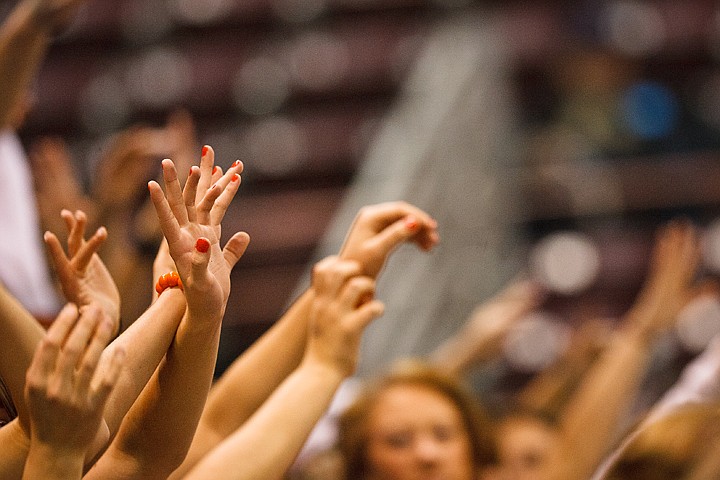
298, 12, 528, 376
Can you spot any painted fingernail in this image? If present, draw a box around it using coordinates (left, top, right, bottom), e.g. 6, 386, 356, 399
195, 238, 210, 253
405, 216, 419, 231
189, 167, 194, 177
212, 166, 219, 175
231, 160, 241, 168
202, 145, 209, 156
232, 173, 239, 182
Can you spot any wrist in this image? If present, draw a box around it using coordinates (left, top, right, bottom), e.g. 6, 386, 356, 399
300, 356, 351, 386
26, 440, 85, 478
155, 271, 183, 296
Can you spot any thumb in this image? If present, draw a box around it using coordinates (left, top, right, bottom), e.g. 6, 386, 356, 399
223, 232, 250, 269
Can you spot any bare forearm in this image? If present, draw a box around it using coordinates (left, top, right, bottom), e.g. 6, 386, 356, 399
23, 443, 84, 480
102, 288, 186, 435
551, 326, 654, 480
0, 419, 31, 479
100, 311, 222, 478
202, 290, 314, 433
0, 285, 45, 430
169, 291, 314, 479
0, 1, 53, 128
184, 361, 344, 480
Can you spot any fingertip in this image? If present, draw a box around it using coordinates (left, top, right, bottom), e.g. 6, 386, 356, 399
404, 215, 420, 232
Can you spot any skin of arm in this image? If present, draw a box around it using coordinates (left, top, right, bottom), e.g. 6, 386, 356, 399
86, 149, 249, 480
0, 0, 87, 129
183, 256, 384, 480
0, 283, 45, 432
170, 201, 439, 479
541, 220, 701, 480
21, 303, 124, 480
0, 418, 31, 479
45, 209, 190, 445
516, 319, 612, 416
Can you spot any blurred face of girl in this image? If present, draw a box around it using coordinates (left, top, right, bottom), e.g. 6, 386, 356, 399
365, 384, 477, 480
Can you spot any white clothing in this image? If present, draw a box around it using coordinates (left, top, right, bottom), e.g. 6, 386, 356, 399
0, 129, 61, 318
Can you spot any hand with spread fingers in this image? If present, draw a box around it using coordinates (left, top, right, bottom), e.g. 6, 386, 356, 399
339, 201, 440, 278
22, 303, 124, 480
44, 210, 121, 336
147, 145, 249, 318
85, 147, 249, 480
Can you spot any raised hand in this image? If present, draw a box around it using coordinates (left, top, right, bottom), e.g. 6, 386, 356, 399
23, 303, 124, 479
147, 147, 249, 317
431, 278, 544, 374
339, 201, 440, 278
30, 137, 96, 245
627, 219, 701, 337
92, 126, 169, 216
303, 256, 385, 377
44, 210, 120, 335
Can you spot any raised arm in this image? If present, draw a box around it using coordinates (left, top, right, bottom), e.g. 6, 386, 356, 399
0, 0, 86, 129
87, 149, 248, 480
544, 220, 701, 480
183, 256, 384, 480
22, 303, 124, 480
173, 201, 438, 478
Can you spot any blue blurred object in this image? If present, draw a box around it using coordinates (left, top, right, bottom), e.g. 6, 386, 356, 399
622, 80, 679, 140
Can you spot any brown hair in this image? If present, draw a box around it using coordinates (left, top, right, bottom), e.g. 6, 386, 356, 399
337, 359, 497, 479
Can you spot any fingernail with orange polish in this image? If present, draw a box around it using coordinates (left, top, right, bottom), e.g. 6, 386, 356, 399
232, 173, 239, 182
202, 145, 209, 156
405, 216, 419, 231
195, 238, 210, 253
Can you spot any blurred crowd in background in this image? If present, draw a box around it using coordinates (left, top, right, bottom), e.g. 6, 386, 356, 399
8, 0, 720, 428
